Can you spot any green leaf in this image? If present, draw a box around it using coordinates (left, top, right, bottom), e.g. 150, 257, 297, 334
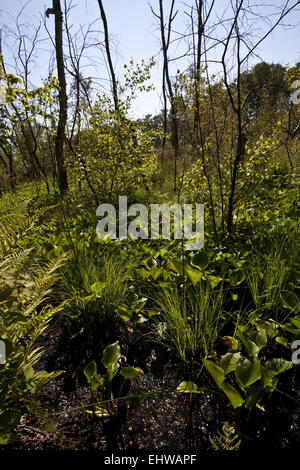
245, 382, 263, 410
191, 251, 209, 269
264, 358, 292, 376
117, 306, 132, 322
290, 316, 300, 329
238, 331, 260, 357
261, 367, 278, 391
169, 259, 184, 276
0, 411, 22, 434
207, 275, 221, 289
229, 268, 245, 286
0, 432, 16, 445
176, 381, 199, 394
219, 352, 242, 375
275, 336, 289, 348
236, 358, 261, 387
101, 341, 121, 369
0, 285, 13, 303
280, 291, 299, 311
186, 266, 202, 285
256, 320, 278, 338
223, 336, 239, 350
91, 377, 104, 392
255, 330, 267, 350
23, 364, 35, 381
219, 382, 245, 408
84, 360, 97, 381
120, 366, 144, 380
90, 281, 106, 294
203, 359, 225, 387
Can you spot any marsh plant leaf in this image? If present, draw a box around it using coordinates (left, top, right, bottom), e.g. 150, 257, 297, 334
219, 382, 245, 408
186, 266, 202, 285
101, 341, 121, 369
191, 251, 209, 269
275, 336, 290, 348
203, 359, 225, 387
84, 360, 97, 380
255, 330, 267, 350
245, 382, 263, 410
176, 381, 199, 394
223, 336, 239, 351
169, 259, 184, 276
120, 366, 144, 380
229, 268, 245, 286
220, 352, 242, 375
280, 291, 299, 311
264, 358, 292, 376
236, 358, 261, 387
261, 367, 279, 391
89, 281, 106, 294
238, 331, 260, 357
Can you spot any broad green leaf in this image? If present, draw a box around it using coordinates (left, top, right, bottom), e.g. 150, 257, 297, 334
84, 361, 97, 381
0, 432, 16, 445
275, 336, 289, 348
261, 367, 278, 391
169, 259, 184, 276
229, 268, 245, 286
255, 330, 267, 350
191, 251, 209, 269
219, 382, 245, 408
203, 359, 225, 387
290, 316, 300, 329
106, 361, 120, 382
149, 267, 162, 280
89, 376, 104, 392
120, 366, 144, 380
238, 331, 260, 357
219, 352, 242, 375
101, 341, 121, 369
207, 275, 221, 289
256, 320, 278, 338
23, 364, 35, 381
90, 282, 106, 294
186, 266, 202, 285
280, 291, 299, 311
223, 336, 239, 350
176, 381, 199, 394
0, 285, 13, 303
236, 357, 261, 387
117, 306, 132, 322
245, 382, 263, 410
0, 411, 22, 434
264, 358, 292, 376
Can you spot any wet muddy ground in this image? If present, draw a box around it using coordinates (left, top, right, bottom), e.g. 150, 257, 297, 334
10, 324, 300, 451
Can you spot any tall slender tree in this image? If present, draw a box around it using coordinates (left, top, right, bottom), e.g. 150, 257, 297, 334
46, 0, 68, 194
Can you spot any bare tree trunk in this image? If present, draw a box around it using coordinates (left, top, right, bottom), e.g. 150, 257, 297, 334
0, 145, 16, 191
47, 0, 68, 195
156, 0, 180, 192
97, 0, 119, 113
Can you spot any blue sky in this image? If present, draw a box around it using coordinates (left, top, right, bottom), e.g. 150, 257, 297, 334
1, 0, 300, 118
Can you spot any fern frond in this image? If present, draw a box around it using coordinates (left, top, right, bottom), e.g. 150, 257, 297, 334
209, 422, 241, 451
